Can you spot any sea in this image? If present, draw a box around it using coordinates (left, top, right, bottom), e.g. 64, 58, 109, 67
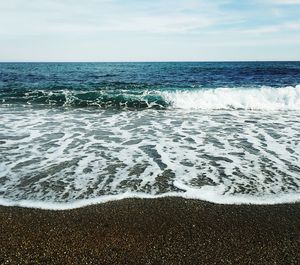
0, 62, 300, 209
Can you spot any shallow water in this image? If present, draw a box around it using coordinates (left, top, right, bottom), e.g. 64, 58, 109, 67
1, 106, 300, 207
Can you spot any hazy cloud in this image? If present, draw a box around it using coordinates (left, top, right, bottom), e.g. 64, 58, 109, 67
271, 0, 300, 4
0, 0, 299, 61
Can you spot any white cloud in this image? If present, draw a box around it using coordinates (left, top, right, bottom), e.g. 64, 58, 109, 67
244, 22, 300, 34
270, 0, 300, 4
52, 15, 216, 34
0, 0, 230, 35
0, 0, 299, 61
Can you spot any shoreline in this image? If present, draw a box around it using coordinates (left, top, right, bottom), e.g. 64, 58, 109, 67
1, 197, 300, 264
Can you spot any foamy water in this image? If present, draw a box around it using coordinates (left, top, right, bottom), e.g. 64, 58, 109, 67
1, 105, 300, 209
1, 61, 300, 209
163, 85, 300, 110
2, 85, 300, 110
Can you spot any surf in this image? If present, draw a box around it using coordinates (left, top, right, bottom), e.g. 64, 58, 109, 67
1, 85, 300, 110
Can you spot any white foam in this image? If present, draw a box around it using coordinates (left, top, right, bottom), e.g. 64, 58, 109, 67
163, 85, 300, 110
1, 106, 300, 209
1, 188, 300, 210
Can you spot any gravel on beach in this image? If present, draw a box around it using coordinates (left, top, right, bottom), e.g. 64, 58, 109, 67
1, 197, 300, 264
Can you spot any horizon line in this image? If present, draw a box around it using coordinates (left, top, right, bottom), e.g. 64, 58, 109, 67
0, 60, 300, 63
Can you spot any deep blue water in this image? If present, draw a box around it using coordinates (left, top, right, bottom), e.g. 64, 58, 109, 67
0, 62, 300, 108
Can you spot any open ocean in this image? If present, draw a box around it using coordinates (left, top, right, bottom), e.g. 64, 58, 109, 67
0, 62, 300, 209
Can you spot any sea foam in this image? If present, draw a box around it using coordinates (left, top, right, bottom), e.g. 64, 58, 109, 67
1, 189, 300, 210
163, 85, 300, 110
1, 106, 300, 209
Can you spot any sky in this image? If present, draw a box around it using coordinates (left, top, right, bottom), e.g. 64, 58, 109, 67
0, 0, 300, 61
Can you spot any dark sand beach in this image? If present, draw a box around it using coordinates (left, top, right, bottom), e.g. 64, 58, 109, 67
1, 197, 300, 264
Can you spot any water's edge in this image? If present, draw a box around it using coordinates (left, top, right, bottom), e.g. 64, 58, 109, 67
2, 191, 300, 210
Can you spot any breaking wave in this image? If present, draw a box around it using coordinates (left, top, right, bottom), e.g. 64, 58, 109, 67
0, 85, 300, 110
163, 85, 300, 110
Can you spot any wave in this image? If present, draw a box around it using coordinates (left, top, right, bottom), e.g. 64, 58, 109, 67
0, 89, 168, 109
2, 190, 300, 210
163, 85, 300, 110
1, 85, 300, 110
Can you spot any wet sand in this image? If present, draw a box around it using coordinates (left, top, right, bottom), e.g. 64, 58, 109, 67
1, 197, 300, 264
